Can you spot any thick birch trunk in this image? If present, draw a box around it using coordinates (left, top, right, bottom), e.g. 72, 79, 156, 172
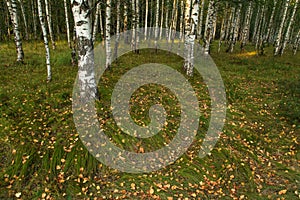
72, 0, 98, 100
184, 0, 199, 75
280, 0, 299, 55
274, 0, 290, 56
44, 0, 55, 49
64, 0, 71, 47
37, 0, 51, 81
105, 0, 111, 68
7, 0, 24, 62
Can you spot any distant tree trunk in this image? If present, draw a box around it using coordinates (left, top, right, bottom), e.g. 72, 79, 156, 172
280, 0, 298, 55
155, 0, 160, 49
6, 0, 24, 63
255, 1, 265, 53
224, 6, 233, 42
203, 0, 215, 55
124, 4, 129, 43
144, 0, 148, 40
44, 0, 55, 49
265, 0, 278, 43
135, 0, 140, 52
197, 0, 204, 40
64, 0, 71, 48
274, 0, 290, 56
251, 5, 261, 43
37, 0, 51, 81
113, 0, 120, 59
293, 29, 300, 55
159, 0, 164, 39
240, 1, 252, 52
184, 0, 199, 76
71, 26, 77, 66
99, 5, 104, 40
71, 0, 98, 100
165, 0, 169, 40
131, 0, 136, 51
218, 16, 226, 53
179, 0, 184, 40
227, 4, 241, 53
18, 0, 28, 40
31, 0, 37, 40
105, 0, 111, 69
92, 2, 100, 43
168, 0, 177, 42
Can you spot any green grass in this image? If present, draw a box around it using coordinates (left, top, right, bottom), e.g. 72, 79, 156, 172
0, 40, 299, 199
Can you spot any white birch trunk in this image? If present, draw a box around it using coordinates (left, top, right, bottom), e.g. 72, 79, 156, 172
124, 4, 129, 43
159, 0, 164, 39
114, 0, 120, 58
165, 0, 169, 40
72, 0, 97, 100
179, 0, 184, 40
265, 0, 278, 43
7, 0, 24, 62
44, 0, 55, 49
37, 0, 51, 81
155, 0, 160, 49
280, 0, 299, 55
64, 0, 71, 48
105, 0, 112, 68
252, 5, 261, 43
274, 0, 290, 56
240, 1, 252, 51
31, 0, 37, 40
131, 0, 136, 51
203, 0, 215, 55
145, 0, 148, 40
135, 0, 140, 52
197, 0, 204, 40
293, 29, 300, 55
184, 0, 199, 75
99, 4, 104, 40
92, 2, 100, 43
18, 0, 28, 40
168, 0, 176, 42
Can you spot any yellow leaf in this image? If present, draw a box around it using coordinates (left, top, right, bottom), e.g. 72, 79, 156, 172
278, 189, 287, 195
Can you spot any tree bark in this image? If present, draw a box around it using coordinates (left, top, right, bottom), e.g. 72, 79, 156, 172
18, 0, 28, 40
64, 0, 71, 48
37, 0, 51, 81
71, 0, 98, 100
280, 0, 299, 55
6, 0, 24, 63
44, 0, 56, 49
144, 0, 148, 40
113, 0, 120, 58
274, 0, 290, 56
92, 2, 100, 43
105, 0, 112, 68
203, 0, 215, 55
240, 1, 252, 52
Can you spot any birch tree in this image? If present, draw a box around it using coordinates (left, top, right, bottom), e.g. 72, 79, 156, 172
113, 0, 121, 58
203, 0, 215, 55
145, 0, 148, 40
240, 1, 252, 52
293, 29, 300, 55
37, 0, 51, 81
155, 0, 160, 50
44, 0, 55, 49
31, 0, 37, 40
64, 0, 71, 48
18, 0, 28, 40
135, 0, 140, 52
92, 2, 100, 43
131, 0, 136, 51
280, 0, 299, 55
274, 0, 290, 56
197, 0, 205, 40
105, 0, 112, 69
6, 0, 24, 62
71, 0, 98, 99
265, 0, 278, 43
184, 0, 199, 76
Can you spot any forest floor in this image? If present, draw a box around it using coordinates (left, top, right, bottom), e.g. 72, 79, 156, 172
0, 40, 299, 199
